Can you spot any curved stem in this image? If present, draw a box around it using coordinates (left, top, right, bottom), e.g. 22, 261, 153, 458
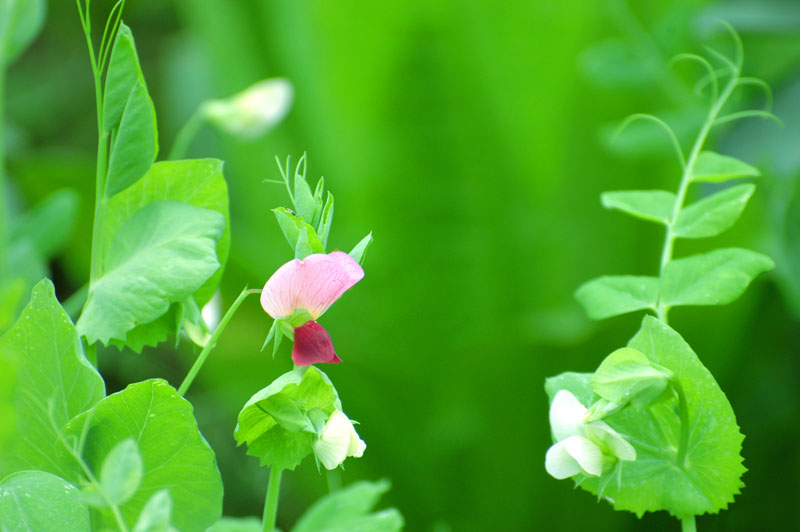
169, 106, 206, 160
177, 287, 254, 396
681, 515, 697, 532
655, 69, 741, 322
262, 467, 283, 532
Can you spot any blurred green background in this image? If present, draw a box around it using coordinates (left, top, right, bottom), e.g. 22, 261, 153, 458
4, 0, 800, 530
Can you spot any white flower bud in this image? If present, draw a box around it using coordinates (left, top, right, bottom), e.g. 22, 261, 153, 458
204, 78, 293, 139
313, 410, 366, 470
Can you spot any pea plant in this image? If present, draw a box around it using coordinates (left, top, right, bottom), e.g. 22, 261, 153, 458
544, 27, 777, 531
0, 2, 403, 531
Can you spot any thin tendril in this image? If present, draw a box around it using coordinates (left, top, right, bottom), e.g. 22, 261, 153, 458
669, 53, 718, 102
737, 77, 774, 112
615, 113, 686, 169
714, 109, 782, 127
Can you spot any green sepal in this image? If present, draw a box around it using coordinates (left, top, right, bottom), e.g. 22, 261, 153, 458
601, 190, 676, 225
234, 366, 342, 471
591, 347, 672, 409
673, 184, 755, 239
349, 232, 374, 266
575, 275, 659, 320
660, 247, 774, 308
691, 151, 759, 183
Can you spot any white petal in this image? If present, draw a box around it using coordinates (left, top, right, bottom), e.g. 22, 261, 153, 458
549, 390, 588, 441
313, 411, 365, 470
585, 421, 637, 462
563, 435, 604, 477
545, 441, 582, 479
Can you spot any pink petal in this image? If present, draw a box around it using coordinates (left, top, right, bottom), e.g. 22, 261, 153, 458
260, 251, 364, 319
292, 321, 342, 366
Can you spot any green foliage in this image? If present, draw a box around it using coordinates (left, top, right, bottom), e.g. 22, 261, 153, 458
673, 184, 755, 238
206, 518, 261, 532
591, 347, 671, 409
690, 151, 760, 183
575, 276, 660, 319
99, 439, 143, 506
66, 379, 223, 532
0, 280, 105, 480
601, 190, 676, 225
0, 0, 45, 65
8, 189, 80, 259
660, 248, 774, 307
349, 232, 374, 266
78, 201, 225, 345
546, 317, 745, 518
132, 490, 177, 532
235, 366, 342, 471
292, 480, 404, 532
0, 470, 90, 532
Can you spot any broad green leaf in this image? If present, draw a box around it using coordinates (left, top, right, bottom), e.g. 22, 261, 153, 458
132, 490, 176, 532
100, 439, 143, 506
66, 379, 223, 532
691, 151, 759, 183
673, 184, 755, 239
591, 347, 671, 409
549, 317, 745, 517
0, 277, 27, 332
600, 190, 676, 225
294, 172, 317, 223
105, 81, 158, 197
575, 275, 659, 320
206, 517, 261, 532
661, 248, 774, 308
0, 471, 90, 532
8, 188, 80, 258
292, 479, 404, 532
78, 201, 224, 345
0, 280, 105, 480
317, 192, 334, 248
108, 305, 180, 354
105, 159, 230, 306
0, 0, 46, 65
349, 232, 373, 266
103, 23, 148, 132
235, 366, 341, 471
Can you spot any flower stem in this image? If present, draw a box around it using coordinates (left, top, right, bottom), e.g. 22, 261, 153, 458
177, 287, 254, 396
169, 105, 206, 160
262, 467, 283, 532
655, 68, 741, 323
681, 515, 697, 532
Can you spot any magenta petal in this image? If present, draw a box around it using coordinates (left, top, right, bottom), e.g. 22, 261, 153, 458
292, 321, 342, 366
261, 251, 364, 320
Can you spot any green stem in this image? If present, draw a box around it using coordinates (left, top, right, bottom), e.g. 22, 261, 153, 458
0, 64, 6, 279
262, 467, 283, 532
169, 106, 206, 160
681, 515, 697, 532
177, 287, 256, 396
655, 69, 741, 323
89, 131, 109, 286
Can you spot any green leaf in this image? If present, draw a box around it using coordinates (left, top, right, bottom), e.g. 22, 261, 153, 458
99, 439, 143, 506
105, 81, 158, 197
673, 184, 755, 239
591, 347, 671, 409
8, 188, 80, 258
349, 232, 373, 266
132, 490, 176, 532
235, 366, 341, 471
0, 280, 105, 480
66, 379, 223, 532
0, 471, 90, 532
295, 224, 325, 259
661, 248, 774, 308
103, 23, 148, 132
294, 172, 317, 223
575, 275, 659, 320
0, 0, 46, 65
691, 151, 760, 183
273, 207, 324, 255
549, 317, 745, 517
78, 201, 224, 346
105, 159, 230, 307
292, 480, 404, 532
600, 190, 676, 225
206, 517, 261, 532
317, 192, 335, 248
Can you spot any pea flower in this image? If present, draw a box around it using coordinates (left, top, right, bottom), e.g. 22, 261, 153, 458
204, 78, 293, 139
545, 390, 636, 479
260, 251, 364, 366
312, 410, 366, 470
